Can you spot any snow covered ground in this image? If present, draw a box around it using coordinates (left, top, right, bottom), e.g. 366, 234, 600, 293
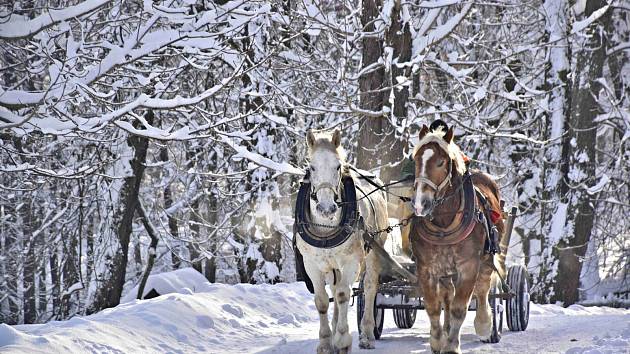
1, 273, 629, 354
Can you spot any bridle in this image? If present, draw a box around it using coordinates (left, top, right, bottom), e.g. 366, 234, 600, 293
309, 180, 342, 207
413, 147, 461, 218
414, 157, 453, 193
308, 164, 343, 207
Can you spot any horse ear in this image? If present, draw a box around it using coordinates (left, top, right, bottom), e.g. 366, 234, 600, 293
419, 125, 429, 140
444, 126, 454, 143
331, 128, 341, 148
307, 130, 315, 148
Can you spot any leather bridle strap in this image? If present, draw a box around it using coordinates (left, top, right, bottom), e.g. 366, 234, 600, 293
414, 158, 452, 192
310, 181, 341, 205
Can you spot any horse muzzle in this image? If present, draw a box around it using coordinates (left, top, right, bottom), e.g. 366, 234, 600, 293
413, 198, 434, 217
316, 202, 338, 216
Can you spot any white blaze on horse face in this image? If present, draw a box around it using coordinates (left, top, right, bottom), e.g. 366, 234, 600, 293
414, 148, 435, 216
309, 148, 341, 217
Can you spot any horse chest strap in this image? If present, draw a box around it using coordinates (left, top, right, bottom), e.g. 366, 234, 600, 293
413, 175, 478, 246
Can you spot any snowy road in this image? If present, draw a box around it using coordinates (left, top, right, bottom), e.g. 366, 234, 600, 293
1, 280, 628, 354
263, 301, 630, 354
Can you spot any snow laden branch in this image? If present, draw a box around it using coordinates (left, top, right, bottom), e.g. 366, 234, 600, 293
0, 0, 111, 39
220, 135, 304, 176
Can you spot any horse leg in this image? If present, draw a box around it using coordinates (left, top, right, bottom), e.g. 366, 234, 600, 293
421, 275, 443, 354
306, 265, 333, 354
359, 251, 380, 349
442, 283, 453, 338
473, 263, 494, 341
331, 278, 338, 338
333, 262, 359, 353
443, 266, 478, 354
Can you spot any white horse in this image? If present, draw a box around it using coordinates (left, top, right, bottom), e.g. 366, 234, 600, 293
295, 129, 389, 353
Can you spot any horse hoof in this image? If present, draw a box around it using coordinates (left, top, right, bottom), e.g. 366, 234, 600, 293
334, 346, 350, 354
358, 339, 375, 349
317, 343, 334, 354
441, 348, 462, 354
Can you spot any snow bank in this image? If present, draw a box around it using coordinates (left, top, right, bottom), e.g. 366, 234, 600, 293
1, 280, 316, 354
121, 267, 212, 302
1, 273, 629, 353
529, 303, 629, 316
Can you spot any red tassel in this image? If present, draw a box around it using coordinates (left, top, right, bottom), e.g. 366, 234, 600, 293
490, 210, 502, 224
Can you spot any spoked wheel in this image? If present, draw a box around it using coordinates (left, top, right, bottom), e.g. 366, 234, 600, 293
393, 295, 416, 329
506, 265, 530, 332
486, 279, 504, 343
357, 274, 385, 340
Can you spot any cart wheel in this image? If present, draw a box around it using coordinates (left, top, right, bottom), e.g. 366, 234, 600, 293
393, 296, 416, 329
486, 279, 503, 343
506, 265, 530, 332
357, 275, 385, 340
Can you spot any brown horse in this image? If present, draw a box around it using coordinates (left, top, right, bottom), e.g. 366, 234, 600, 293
410, 123, 506, 354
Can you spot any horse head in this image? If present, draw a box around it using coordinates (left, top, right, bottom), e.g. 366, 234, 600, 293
306, 128, 346, 218
412, 122, 466, 217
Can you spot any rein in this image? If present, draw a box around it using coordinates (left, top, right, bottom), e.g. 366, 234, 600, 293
347, 165, 413, 204
421, 174, 465, 220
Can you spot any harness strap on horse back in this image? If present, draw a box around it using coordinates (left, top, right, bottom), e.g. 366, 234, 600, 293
474, 187, 500, 255
412, 171, 500, 255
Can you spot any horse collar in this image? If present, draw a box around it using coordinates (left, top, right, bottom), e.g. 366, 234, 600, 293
294, 174, 360, 249
412, 173, 479, 246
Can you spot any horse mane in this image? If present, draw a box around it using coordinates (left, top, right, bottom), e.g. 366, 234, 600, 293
413, 127, 466, 175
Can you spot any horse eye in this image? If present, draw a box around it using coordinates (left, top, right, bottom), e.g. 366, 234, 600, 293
336, 165, 341, 171
310, 166, 315, 172
437, 159, 445, 167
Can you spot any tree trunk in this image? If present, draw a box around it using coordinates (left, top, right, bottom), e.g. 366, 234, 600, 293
136, 200, 159, 300
357, 0, 406, 182
50, 249, 60, 319
61, 207, 80, 318
88, 111, 153, 313
551, 0, 610, 305
186, 145, 204, 274
160, 147, 181, 269
188, 199, 203, 274
23, 212, 37, 324
535, 0, 572, 303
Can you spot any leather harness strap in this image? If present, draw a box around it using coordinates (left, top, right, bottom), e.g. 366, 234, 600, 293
412, 173, 481, 246
294, 174, 360, 249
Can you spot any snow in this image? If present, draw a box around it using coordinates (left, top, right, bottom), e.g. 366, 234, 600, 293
411, 3, 472, 60
2, 278, 629, 354
571, 5, 610, 34
587, 174, 610, 195
221, 136, 304, 175
549, 202, 569, 245
121, 268, 211, 303
0, 0, 110, 39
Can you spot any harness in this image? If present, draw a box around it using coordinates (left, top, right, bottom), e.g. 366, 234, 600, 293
294, 172, 360, 249
415, 158, 453, 193
412, 171, 500, 254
